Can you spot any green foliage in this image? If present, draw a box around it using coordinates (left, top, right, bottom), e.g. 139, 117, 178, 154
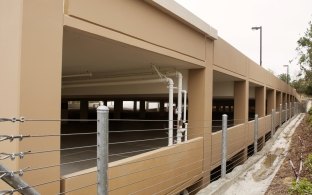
296, 21, 312, 69
293, 20, 312, 95
291, 79, 307, 94
289, 178, 312, 194
307, 108, 312, 126
279, 73, 291, 84
306, 154, 312, 173
308, 107, 312, 115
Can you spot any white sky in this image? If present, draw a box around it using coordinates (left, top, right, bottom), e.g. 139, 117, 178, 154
175, 0, 312, 80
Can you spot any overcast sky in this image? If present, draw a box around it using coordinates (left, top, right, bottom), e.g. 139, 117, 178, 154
175, 0, 312, 80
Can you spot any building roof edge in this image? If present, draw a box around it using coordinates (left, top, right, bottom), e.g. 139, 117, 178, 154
145, 0, 218, 40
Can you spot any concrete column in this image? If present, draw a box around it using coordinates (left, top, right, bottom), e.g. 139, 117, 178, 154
188, 39, 213, 187
61, 100, 69, 122
255, 87, 265, 117
159, 100, 165, 117
0, 0, 63, 193
233, 80, 249, 162
283, 93, 287, 109
133, 100, 137, 112
266, 89, 275, 114
139, 100, 146, 119
276, 91, 282, 111
114, 100, 122, 119
234, 81, 248, 125
80, 100, 89, 120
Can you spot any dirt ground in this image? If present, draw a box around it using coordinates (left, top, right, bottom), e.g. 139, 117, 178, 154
266, 114, 312, 194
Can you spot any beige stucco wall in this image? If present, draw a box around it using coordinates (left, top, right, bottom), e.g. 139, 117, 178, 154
0, 0, 63, 193
0, 0, 302, 194
0, 0, 23, 190
65, 0, 206, 62
61, 138, 203, 195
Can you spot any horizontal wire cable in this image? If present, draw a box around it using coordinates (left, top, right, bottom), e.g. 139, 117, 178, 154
108, 135, 186, 157
24, 157, 98, 172
11, 178, 62, 194
212, 156, 252, 176
31, 132, 97, 137
109, 146, 163, 157
25, 119, 97, 122
109, 152, 203, 180
27, 145, 97, 155
132, 164, 205, 195
109, 159, 203, 194
57, 183, 97, 195
178, 173, 211, 195
8, 170, 99, 194
109, 119, 177, 122
109, 136, 172, 145
108, 142, 202, 169
159, 169, 211, 195
109, 128, 175, 133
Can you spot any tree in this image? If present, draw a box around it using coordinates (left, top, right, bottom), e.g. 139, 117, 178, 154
293, 20, 312, 95
278, 73, 291, 84
296, 21, 312, 70
291, 79, 306, 94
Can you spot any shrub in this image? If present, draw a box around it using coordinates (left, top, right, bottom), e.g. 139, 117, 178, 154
307, 108, 312, 126
289, 178, 312, 194
289, 178, 312, 195
306, 154, 312, 173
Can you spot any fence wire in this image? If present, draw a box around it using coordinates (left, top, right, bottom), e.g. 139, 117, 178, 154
0, 102, 304, 194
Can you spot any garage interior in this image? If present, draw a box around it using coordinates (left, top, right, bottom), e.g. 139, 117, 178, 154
60, 26, 196, 175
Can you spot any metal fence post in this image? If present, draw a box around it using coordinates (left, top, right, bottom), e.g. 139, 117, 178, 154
221, 114, 227, 178
285, 103, 288, 122
254, 114, 258, 153
279, 104, 282, 127
290, 102, 292, 118
97, 101, 109, 195
271, 109, 275, 136
0, 164, 39, 195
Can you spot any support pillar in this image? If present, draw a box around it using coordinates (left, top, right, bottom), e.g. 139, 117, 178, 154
188, 39, 213, 188
234, 81, 248, 125
139, 100, 146, 119
80, 100, 89, 121
159, 100, 165, 117
0, 0, 63, 193
266, 89, 275, 114
133, 100, 137, 112
234, 80, 248, 161
276, 91, 282, 111
255, 87, 265, 117
61, 100, 69, 122
283, 93, 287, 109
114, 100, 122, 119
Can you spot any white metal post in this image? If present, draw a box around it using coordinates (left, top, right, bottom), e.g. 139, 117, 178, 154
176, 73, 183, 144
168, 79, 174, 146
221, 114, 228, 178
97, 101, 109, 195
271, 109, 275, 136
279, 104, 282, 127
285, 103, 288, 122
254, 114, 258, 153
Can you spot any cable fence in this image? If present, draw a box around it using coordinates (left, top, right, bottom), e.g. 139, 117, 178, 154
0, 101, 304, 194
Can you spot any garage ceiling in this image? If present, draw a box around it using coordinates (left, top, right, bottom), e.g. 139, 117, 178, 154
62, 27, 201, 78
